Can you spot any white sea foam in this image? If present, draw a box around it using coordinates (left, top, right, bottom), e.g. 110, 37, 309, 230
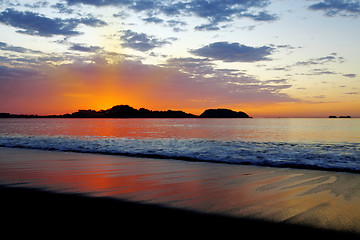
1, 135, 359, 173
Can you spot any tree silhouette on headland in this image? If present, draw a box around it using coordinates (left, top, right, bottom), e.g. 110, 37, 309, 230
0, 105, 252, 118
200, 108, 250, 118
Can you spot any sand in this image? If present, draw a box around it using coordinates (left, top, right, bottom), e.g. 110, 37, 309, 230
1, 147, 359, 237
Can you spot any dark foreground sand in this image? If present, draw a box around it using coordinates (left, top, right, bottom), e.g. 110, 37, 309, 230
1, 147, 359, 238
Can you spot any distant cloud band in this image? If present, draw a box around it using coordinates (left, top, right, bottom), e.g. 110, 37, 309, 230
0, 8, 106, 37
190, 42, 274, 62
309, 0, 360, 17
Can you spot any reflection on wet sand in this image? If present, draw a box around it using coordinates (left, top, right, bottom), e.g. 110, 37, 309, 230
0, 147, 359, 234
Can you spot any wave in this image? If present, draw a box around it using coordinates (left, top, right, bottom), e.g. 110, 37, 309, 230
0, 135, 359, 173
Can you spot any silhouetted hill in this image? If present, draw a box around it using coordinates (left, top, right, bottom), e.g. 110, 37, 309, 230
0, 113, 38, 118
66, 105, 197, 118
328, 116, 351, 118
200, 108, 250, 118
0, 105, 251, 118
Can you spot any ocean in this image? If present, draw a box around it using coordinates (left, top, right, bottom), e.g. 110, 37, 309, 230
0, 118, 359, 173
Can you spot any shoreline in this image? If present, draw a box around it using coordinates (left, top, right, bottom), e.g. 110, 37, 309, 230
1, 143, 359, 174
1, 147, 360, 237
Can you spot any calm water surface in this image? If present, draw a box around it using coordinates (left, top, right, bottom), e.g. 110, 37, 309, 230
0, 118, 358, 143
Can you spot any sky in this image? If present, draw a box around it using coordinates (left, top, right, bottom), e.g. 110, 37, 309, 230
0, 0, 359, 117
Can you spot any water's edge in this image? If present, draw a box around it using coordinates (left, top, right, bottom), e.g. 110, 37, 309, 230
1, 135, 359, 174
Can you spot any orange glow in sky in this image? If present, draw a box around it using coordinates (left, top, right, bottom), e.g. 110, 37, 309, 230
0, 1, 359, 117
1, 60, 358, 117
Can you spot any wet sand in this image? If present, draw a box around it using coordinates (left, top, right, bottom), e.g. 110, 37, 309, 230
1, 147, 359, 237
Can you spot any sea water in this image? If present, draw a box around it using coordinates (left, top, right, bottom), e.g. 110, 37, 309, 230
0, 118, 359, 173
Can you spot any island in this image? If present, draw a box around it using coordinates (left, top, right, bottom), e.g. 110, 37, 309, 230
200, 108, 250, 118
0, 105, 251, 118
68, 105, 197, 118
328, 116, 351, 118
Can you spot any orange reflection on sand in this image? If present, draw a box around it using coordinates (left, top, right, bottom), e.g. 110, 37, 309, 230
1, 148, 360, 234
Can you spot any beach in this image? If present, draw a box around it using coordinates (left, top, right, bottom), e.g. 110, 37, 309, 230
1, 147, 359, 238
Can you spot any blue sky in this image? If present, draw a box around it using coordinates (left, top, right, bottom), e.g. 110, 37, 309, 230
0, 0, 359, 117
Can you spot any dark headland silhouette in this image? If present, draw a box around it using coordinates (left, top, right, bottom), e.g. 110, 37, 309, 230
0, 105, 251, 118
328, 115, 351, 118
200, 108, 249, 118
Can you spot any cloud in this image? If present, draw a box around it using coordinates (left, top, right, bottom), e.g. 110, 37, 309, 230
190, 42, 274, 62
268, 67, 289, 71
159, 2, 185, 16
113, 11, 130, 19
263, 79, 289, 84
0, 41, 42, 54
292, 54, 357, 77
295, 53, 344, 66
66, 0, 164, 12
167, 19, 187, 27
164, 57, 253, 83
0, 8, 77, 37
66, 0, 121, 6
143, 17, 164, 24
120, 30, 176, 51
24, 1, 49, 9
69, 44, 102, 52
51, 3, 74, 14
0, 65, 43, 81
66, 0, 278, 31
163, 57, 215, 76
76, 16, 107, 27
296, 68, 338, 76
0, 8, 106, 37
161, 57, 294, 104
194, 23, 220, 31
309, 68, 337, 75
181, 1, 278, 30
166, 19, 187, 32
343, 73, 357, 78
308, 0, 360, 17
242, 11, 279, 21
186, 0, 277, 22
